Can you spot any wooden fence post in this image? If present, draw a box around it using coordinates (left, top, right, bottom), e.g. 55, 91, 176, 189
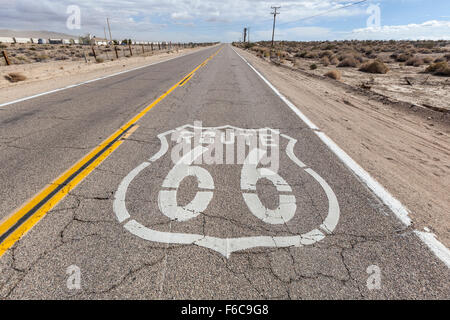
104, 45, 109, 60
2, 50, 11, 65
128, 43, 133, 56
114, 45, 119, 59
91, 46, 97, 60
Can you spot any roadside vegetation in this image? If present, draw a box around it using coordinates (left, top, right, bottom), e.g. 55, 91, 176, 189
4, 72, 27, 82
0, 42, 218, 66
233, 40, 450, 112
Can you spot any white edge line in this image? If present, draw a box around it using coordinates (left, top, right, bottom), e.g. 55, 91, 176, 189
0, 45, 219, 108
230, 45, 450, 269
414, 231, 450, 268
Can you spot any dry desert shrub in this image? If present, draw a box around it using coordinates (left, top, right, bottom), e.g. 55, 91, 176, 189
321, 56, 330, 66
406, 56, 424, 67
419, 48, 431, 54
338, 56, 359, 68
426, 61, 450, 76
305, 51, 319, 59
330, 56, 339, 65
34, 54, 49, 62
395, 53, 412, 62
434, 56, 446, 63
4, 72, 27, 82
15, 55, 28, 62
324, 69, 341, 80
294, 51, 307, 58
423, 57, 433, 64
366, 52, 378, 59
55, 55, 69, 60
319, 50, 333, 58
359, 60, 389, 74
426, 61, 448, 72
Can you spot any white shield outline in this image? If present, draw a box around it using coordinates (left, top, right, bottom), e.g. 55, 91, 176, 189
113, 124, 340, 258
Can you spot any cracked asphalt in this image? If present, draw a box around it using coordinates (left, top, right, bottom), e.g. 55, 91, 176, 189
0, 44, 449, 299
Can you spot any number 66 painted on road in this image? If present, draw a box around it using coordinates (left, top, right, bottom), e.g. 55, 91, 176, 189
158, 146, 296, 224
113, 124, 340, 258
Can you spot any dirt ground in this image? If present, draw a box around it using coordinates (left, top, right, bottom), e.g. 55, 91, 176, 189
290, 55, 450, 112
236, 46, 450, 247
0, 45, 215, 104
286, 52, 450, 112
238, 41, 450, 112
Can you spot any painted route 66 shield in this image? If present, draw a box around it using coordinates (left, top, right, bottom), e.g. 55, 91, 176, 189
113, 124, 339, 258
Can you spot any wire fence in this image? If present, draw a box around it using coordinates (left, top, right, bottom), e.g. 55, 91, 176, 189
0, 42, 218, 66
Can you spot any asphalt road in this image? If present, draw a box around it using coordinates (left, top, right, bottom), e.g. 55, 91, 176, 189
0, 44, 448, 299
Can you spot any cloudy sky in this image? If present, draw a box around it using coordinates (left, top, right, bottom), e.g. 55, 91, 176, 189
1, 0, 450, 42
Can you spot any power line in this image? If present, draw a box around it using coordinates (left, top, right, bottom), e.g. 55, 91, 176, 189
277, 0, 369, 27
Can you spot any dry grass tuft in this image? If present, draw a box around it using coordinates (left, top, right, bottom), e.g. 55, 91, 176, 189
330, 56, 339, 65
423, 57, 433, 64
324, 69, 341, 80
321, 56, 330, 66
406, 56, 424, 67
4, 72, 27, 82
395, 53, 412, 62
359, 60, 389, 74
338, 56, 359, 68
426, 61, 450, 76
434, 57, 446, 63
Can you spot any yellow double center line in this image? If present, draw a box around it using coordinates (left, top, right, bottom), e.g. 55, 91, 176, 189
0, 46, 222, 258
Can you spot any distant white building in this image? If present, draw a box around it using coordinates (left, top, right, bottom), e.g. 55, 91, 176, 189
91, 37, 108, 45
14, 37, 32, 44
0, 37, 14, 43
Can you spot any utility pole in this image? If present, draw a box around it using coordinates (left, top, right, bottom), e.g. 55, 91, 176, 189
107, 18, 119, 59
106, 18, 113, 42
243, 28, 247, 43
247, 27, 250, 43
103, 27, 110, 60
271, 6, 280, 48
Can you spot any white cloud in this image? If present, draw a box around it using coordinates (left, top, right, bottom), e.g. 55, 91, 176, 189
253, 26, 331, 41
348, 20, 450, 40
2, 1, 449, 42
171, 12, 193, 21
0, 0, 368, 41
250, 20, 450, 42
